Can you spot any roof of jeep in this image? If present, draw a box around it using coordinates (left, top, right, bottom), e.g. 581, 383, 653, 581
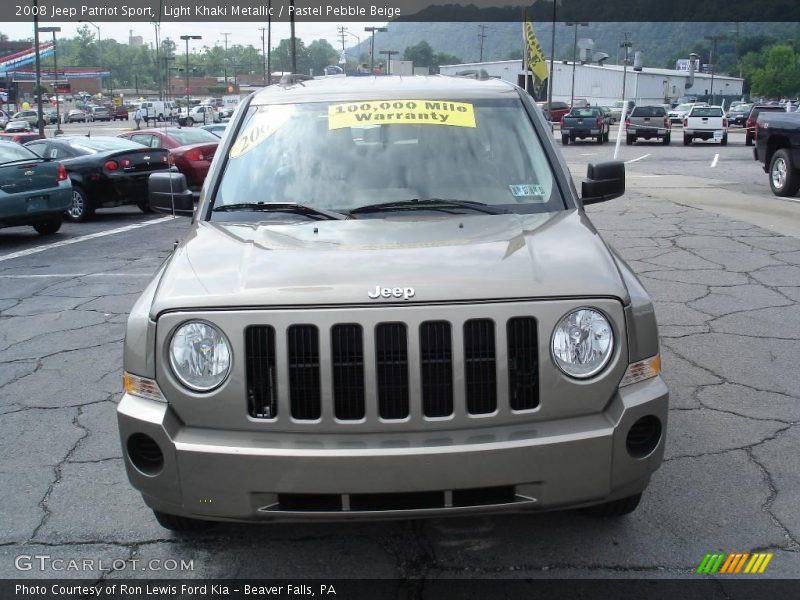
250, 75, 521, 104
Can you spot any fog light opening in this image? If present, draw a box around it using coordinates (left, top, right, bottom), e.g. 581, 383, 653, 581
127, 433, 164, 476
626, 416, 662, 459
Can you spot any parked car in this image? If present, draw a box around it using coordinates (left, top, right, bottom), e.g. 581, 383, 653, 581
140, 100, 176, 124
112, 106, 130, 121
0, 109, 10, 129
11, 110, 43, 128
560, 106, 610, 144
177, 104, 221, 126
118, 127, 219, 194
745, 104, 786, 146
683, 105, 727, 145
610, 100, 636, 123
535, 100, 570, 122
65, 109, 88, 123
753, 111, 800, 196
0, 139, 72, 235
0, 132, 44, 144
24, 136, 170, 222
45, 109, 59, 124
668, 102, 702, 124
4, 120, 33, 134
200, 123, 228, 138
120, 75, 667, 532
571, 98, 591, 109
626, 105, 671, 145
726, 103, 752, 127
91, 106, 111, 122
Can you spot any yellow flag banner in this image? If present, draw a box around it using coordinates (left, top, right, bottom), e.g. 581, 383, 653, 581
523, 13, 549, 84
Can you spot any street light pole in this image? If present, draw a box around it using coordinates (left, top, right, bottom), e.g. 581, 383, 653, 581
38, 27, 62, 133
33, 0, 45, 137
180, 35, 202, 118
221, 32, 230, 85
267, 0, 272, 84
620, 34, 632, 105
704, 34, 727, 104
289, 0, 296, 74
365, 27, 388, 74
546, 3, 557, 128
258, 27, 267, 84
565, 22, 588, 107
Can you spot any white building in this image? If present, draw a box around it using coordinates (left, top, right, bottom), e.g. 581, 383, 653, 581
439, 59, 744, 105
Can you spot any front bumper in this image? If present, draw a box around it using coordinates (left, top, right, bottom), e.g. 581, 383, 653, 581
118, 376, 668, 522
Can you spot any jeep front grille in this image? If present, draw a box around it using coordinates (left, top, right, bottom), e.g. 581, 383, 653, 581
246, 318, 539, 422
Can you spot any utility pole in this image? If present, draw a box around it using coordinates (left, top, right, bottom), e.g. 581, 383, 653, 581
33, 0, 44, 137
566, 22, 588, 108
478, 25, 487, 62
221, 32, 230, 85
704, 34, 727, 104
620, 33, 632, 105
267, 0, 272, 84
365, 27, 388, 74
259, 27, 267, 84
289, 0, 297, 74
180, 35, 202, 113
338, 26, 347, 64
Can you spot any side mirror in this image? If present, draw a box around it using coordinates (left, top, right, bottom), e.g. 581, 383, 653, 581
581, 161, 625, 204
148, 171, 194, 217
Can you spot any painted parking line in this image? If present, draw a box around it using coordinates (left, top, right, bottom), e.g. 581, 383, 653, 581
0, 272, 155, 278
625, 154, 651, 164
0, 216, 174, 263
711, 153, 719, 168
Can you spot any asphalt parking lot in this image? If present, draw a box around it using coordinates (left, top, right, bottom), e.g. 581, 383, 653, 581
1, 121, 799, 581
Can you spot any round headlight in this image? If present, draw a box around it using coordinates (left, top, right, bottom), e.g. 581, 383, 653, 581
168, 321, 232, 392
551, 308, 614, 379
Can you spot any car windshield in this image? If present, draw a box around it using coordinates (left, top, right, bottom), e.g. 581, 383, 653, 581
0, 141, 38, 164
675, 103, 694, 111
631, 106, 666, 117
7, 121, 28, 128
691, 107, 723, 117
67, 137, 144, 154
167, 128, 219, 145
213, 97, 562, 218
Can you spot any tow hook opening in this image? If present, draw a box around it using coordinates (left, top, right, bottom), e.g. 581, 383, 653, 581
626, 415, 662, 459
127, 433, 165, 476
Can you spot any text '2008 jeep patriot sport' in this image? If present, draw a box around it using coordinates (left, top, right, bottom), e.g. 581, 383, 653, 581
118, 76, 668, 531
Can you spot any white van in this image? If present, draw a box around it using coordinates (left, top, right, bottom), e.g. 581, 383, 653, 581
140, 100, 178, 123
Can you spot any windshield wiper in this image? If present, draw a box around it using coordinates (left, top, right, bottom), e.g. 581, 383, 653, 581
212, 202, 348, 220
349, 198, 510, 216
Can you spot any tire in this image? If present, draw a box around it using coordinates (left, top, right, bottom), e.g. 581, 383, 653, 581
663, 134, 671, 145
582, 493, 642, 517
683, 135, 691, 146
721, 134, 728, 146
626, 134, 634, 146
153, 510, 216, 532
186, 117, 194, 127
137, 199, 154, 213
745, 133, 753, 146
65, 185, 94, 223
33, 218, 62, 235
769, 149, 800, 197
561, 135, 569, 145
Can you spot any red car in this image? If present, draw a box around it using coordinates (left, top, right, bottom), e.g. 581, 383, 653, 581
536, 100, 570, 122
745, 105, 785, 146
0, 132, 44, 144
118, 127, 219, 193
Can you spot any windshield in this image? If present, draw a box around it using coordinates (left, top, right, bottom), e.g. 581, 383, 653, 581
167, 128, 219, 145
569, 108, 601, 117
213, 97, 562, 218
67, 137, 144, 154
0, 141, 38, 163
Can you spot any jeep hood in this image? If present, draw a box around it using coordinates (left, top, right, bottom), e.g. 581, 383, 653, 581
150, 210, 629, 316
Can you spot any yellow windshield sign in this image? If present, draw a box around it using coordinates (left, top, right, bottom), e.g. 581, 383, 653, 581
229, 105, 295, 159
328, 100, 476, 130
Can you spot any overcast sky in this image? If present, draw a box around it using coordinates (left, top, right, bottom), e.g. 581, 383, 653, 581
0, 21, 385, 52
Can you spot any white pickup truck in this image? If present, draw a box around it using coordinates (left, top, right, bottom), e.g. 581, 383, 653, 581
683, 105, 728, 146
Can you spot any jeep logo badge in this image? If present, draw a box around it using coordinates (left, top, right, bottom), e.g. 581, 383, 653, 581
368, 286, 415, 300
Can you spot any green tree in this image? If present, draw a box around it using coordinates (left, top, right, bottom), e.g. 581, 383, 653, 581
307, 39, 339, 75
403, 41, 435, 68
749, 44, 800, 97
271, 38, 310, 74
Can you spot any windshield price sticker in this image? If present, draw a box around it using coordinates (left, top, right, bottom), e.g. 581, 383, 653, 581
328, 100, 476, 129
229, 105, 295, 159
509, 184, 545, 198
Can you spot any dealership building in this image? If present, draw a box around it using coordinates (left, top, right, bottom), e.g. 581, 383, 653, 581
439, 60, 744, 105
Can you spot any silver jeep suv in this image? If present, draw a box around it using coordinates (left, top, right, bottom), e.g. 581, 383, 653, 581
119, 76, 668, 531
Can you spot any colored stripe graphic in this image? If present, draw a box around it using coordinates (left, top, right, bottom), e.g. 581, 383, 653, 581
719, 553, 737, 574
758, 554, 773, 573
698, 552, 774, 574
733, 553, 750, 573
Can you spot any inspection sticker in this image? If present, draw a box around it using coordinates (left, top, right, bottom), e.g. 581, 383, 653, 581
328, 100, 476, 130
229, 105, 295, 159
509, 184, 545, 198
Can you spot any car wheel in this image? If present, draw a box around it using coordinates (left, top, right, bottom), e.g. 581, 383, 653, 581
186, 117, 194, 127
769, 149, 800, 197
153, 510, 216, 532
137, 199, 154, 213
65, 186, 94, 223
745, 134, 753, 146
663, 134, 671, 145
626, 134, 634, 145
683, 135, 691, 146
582, 493, 642, 517
33, 218, 62, 235
561, 135, 569, 145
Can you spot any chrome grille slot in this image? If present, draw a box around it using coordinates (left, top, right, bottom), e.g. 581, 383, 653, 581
420, 321, 453, 417
375, 323, 409, 420
245, 326, 277, 418
507, 317, 539, 410
331, 324, 365, 421
287, 325, 321, 420
463, 319, 497, 415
